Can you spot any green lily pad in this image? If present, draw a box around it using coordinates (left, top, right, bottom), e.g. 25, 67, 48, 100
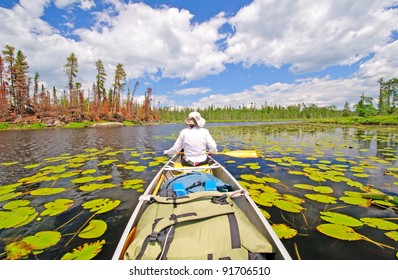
30, 188, 66, 196
82, 198, 121, 214
41, 199, 74, 216
0, 206, 38, 229
0, 191, 22, 202
360, 218, 398, 230
320, 211, 363, 227
293, 184, 314, 190
272, 224, 297, 239
339, 196, 370, 206
273, 200, 305, 213
385, 231, 398, 241
61, 240, 106, 260
313, 186, 334, 194
81, 169, 97, 175
78, 220, 107, 239
79, 183, 116, 192
71, 176, 97, 184
5, 231, 61, 259
317, 224, 362, 241
305, 194, 337, 204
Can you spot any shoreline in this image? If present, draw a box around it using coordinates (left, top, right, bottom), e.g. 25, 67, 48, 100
1, 116, 398, 131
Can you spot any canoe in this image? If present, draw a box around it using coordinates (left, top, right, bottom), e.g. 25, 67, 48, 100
112, 154, 291, 260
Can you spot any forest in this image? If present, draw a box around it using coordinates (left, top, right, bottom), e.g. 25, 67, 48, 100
1, 44, 398, 127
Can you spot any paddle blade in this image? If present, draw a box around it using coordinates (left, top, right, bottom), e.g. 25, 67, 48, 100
220, 150, 260, 158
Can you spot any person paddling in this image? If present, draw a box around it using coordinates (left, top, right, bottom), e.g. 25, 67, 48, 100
163, 112, 218, 166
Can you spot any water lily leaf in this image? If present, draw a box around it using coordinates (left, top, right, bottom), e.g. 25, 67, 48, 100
259, 208, 270, 219
0, 191, 23, 202
252, 192, 281, 207
97, 159, 118, 166
81, 169, 97, 175
5, 231, 61, 259
124, 165, 147, 172
78, 220, 107, 239
305, 194, 337, 204
313, 186, 334, 194
317, 224, 363, 241
385, 231, 398, 241
1, 162, 18, 166
293, 184, 314, 190
41, 199, 74, 216
82, 198, 121, 214
273, 200, 305, 213
272, 224, 297, 239
96, 175, 112, 181
123, 179, 144, 185
360, 218, 398, 230
79, 183, 116, 192
283, 194, 305, 204
262, 177, 280, 183
0, 205, 38, 229
40, 165, 67, 174
71, 176, 97, 184
320, 211, 363, 227
288, 170, 307, 176
24, 163, 41, 169
61, 240, 106, 260
353, 173, 370, 178
3, 199, 30, 209
0, 184, 20, 196
30, 187, 66, 196
339, 196, 370, 206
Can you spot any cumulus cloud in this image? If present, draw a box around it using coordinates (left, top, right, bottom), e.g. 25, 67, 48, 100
226, 0, 397, 74
192, 77, 375, 109
175, 87, 212, 96
75, 3, 228, 82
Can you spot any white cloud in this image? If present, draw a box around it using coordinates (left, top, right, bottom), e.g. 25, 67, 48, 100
192, 77, 375, 109
175, 87, 211, 96
54, 0, 95, 10
226, 0, 398, 74
356, 39, 398, 81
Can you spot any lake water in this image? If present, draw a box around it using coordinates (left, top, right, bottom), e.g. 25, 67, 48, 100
0, 122, 397, 260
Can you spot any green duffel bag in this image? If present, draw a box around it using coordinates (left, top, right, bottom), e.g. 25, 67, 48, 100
124, 192, 274, 260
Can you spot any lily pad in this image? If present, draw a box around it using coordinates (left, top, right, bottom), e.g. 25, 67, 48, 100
41, 199, 74, 216
61, 240, 105, 260
30, 188, 66, 196
273, 199, 305, 213
272, 224, 297, 239
385, 231, 398, 242
360, 218, 398, 230
317, 224, 362, 241
319, 211, 363, 227
79, 183, 116, 192
82, 198, 121, 214
78, 219, 107, 239
5, 231, 61, 259
305, 194, 337, 204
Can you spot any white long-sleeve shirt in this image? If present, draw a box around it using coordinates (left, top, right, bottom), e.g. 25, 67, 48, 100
164, 127, 218, 162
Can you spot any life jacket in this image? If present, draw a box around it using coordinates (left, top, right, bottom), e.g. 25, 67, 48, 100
123, 190, 275, 260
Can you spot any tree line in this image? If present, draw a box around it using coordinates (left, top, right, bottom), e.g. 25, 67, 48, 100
0, 45, 158, 124
1, 44, 397, 125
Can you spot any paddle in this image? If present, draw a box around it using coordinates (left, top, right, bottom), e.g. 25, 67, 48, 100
178, 150, 260, 158
217, 150, 260, 158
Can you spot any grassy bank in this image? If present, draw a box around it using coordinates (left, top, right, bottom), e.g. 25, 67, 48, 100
309, 115, 398, 125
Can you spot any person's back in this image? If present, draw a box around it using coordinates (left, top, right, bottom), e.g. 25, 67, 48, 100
164, 112, 217, 166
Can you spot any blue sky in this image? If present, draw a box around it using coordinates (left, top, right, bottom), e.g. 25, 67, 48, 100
1, 0, 397, 110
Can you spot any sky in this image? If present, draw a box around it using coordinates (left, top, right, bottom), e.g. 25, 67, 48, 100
0, 0, 398, 110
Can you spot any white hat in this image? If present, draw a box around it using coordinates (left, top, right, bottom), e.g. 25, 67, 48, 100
184, 111, 206, 127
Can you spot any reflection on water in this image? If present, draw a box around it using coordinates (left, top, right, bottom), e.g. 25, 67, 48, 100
0, 123, 397, 260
